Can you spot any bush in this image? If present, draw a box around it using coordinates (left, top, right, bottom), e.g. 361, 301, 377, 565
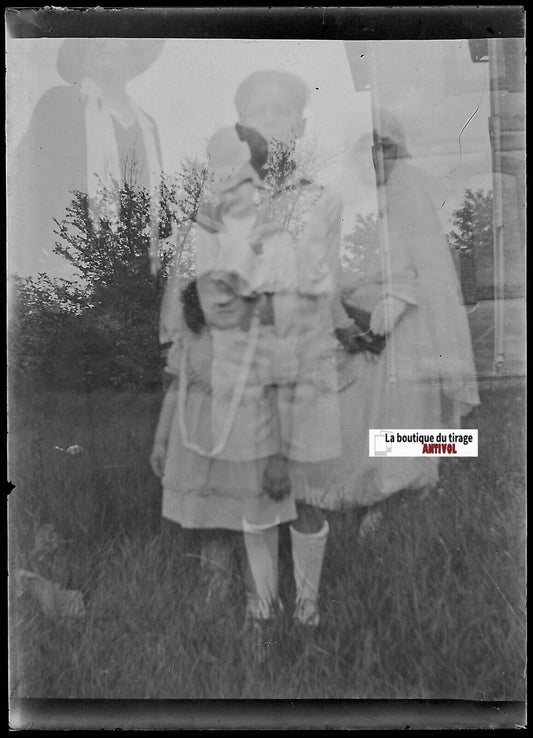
9, 161, 207, 391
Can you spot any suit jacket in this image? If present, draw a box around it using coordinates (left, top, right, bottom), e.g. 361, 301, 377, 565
10, 85, 162, 278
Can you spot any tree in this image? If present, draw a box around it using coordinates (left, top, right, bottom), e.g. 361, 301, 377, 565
448, 188, 493, 256
8, 274, 91, 391
341, 212, 379, 276
248, 136, 331, 245
159, 159, 208, 282
10, 157, 208, 391
11, 136, 338, 392
447, 188, 493, 303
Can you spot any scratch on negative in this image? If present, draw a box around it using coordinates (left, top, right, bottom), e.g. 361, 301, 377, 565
439, 104, 479, 210
448, 76, 487, 180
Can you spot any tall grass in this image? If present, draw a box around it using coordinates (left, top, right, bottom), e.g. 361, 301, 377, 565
8, 381, 526, 700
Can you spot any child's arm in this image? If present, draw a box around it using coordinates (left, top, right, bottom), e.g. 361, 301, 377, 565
150, 376, 179, 478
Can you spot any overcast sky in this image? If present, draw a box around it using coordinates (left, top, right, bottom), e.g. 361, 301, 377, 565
7, 38, 374, 176
7, 36, 493, 278
7, 37, 492, 178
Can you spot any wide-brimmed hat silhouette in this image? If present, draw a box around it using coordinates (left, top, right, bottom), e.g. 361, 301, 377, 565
57, 38, 165, 84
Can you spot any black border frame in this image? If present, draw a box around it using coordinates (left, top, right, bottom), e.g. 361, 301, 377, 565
5, 5, 526, 40
6, 4, 527, 731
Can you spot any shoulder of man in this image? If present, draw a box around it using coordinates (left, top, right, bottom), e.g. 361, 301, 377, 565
16, 85, 86, 163
21, 85, 85, 135
38, 84, 86, 108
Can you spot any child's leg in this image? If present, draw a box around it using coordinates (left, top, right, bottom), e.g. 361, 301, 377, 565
285, 379, 332, 628
242, 520, 280, 620
290, 501, 329, 627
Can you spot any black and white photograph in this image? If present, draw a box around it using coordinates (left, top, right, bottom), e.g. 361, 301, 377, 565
7, 6, 526, 730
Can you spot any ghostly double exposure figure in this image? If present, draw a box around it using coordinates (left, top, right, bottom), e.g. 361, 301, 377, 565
10, 39, 165, 279
156, 71, 353, 629
325, 109, 480, 507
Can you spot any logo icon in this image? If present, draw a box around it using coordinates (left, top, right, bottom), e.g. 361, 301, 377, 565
374, 431, 392, 456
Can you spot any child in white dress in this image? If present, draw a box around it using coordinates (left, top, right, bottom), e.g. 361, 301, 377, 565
150, 273, 297, 622
192, 71, 363, 629
157, 70, 363, 631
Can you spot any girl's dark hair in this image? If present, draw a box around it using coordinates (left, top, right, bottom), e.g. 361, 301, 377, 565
181, 280, 206, 334
235, 123, 269, 179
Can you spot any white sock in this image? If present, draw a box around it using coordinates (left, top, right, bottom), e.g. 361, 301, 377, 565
243, 520, 279, 620
290, 520, 329, 626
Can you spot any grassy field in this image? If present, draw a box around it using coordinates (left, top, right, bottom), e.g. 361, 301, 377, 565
8, 380, 526, 701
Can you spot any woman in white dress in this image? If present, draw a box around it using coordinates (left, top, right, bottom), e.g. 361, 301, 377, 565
317, 112, 480, 516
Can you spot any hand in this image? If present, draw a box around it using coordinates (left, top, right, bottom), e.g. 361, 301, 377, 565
370, 296, 407, 336
335, 323, 363, 350
448, 399, 471, 428
335, 323, 371, 354
335, 323, 387, 356
150, 440, 167, 478
263, 453, 291, 500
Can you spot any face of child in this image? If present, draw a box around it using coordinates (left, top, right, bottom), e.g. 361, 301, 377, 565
220, 180, 256, 218
197, 274, 255, 330
239, 83, 305, 144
